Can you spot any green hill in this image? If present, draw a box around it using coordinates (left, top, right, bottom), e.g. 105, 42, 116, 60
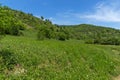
0, 5, 44, 28
60, 24, 120, 45
0, 5, 52, 36
1, 5, 120, 45
1, 5, 120, 80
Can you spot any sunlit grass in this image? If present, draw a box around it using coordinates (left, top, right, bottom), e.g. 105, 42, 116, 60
0, 35, 120, 80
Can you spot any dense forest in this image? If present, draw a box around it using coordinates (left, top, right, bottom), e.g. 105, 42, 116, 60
1, 5, 120, 45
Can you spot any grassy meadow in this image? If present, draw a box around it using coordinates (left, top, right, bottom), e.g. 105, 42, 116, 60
1, 5, 120, 80
0, 34, 120, 80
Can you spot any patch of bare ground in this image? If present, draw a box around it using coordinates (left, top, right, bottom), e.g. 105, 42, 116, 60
113, 75, 120, 80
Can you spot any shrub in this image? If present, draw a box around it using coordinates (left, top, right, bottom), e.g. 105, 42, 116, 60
37, 26, 46, 40
57, 32, 66, 41
0, 49, 19, 70
85, 39, 94, 44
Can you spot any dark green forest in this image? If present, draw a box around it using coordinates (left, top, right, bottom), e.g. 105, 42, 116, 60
1, 5, 120, 45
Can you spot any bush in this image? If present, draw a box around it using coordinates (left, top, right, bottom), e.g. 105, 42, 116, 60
10, 26, 19, 35
85, 39, 94, 44
86, 37, 120, 45
37, 25, 56, 40
37, 26, 46, 40
57, 32, 67, 41
100, 37, 120, 45
0, 49, 19, 70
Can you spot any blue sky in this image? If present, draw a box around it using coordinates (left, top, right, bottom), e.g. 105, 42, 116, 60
0, 0, 120, 29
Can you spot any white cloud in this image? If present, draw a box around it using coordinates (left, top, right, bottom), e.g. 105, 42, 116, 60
44, 0, 120, 27
82, 0, 120, 22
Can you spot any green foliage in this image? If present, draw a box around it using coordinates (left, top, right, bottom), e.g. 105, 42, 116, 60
37, 19, 69, 41
0, 49, 19, 70
0, 5, 47, 36
12, 10, 44, 28
60, 24, 120, 45
37, 24, 55, 40
0, 35, 120, 79
57, 32, 66, 41
37, 26, 69, 41
1, 5, 120, 79
37, 26, 47, 40
0, 6, 26, 36
85, 39, 94, 44
1, 5, 120, 45
37, 21, 70, 41
93, 37, 120, 45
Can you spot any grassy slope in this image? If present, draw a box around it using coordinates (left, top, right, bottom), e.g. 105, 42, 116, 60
1, 6, 120, 80
0, 35, 120, 80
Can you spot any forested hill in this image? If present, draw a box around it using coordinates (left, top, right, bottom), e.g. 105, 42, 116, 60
1, 5, 120, 45
60, 24, 120, 45
0, 5, 44, 28
61, 24, 120, 39
0, 5, 49, 35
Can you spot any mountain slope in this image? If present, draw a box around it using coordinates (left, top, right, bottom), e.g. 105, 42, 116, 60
60, 24, 120, 45
0, 6, 44, 28
0, 5, 47, 35
1, 5, 120, 45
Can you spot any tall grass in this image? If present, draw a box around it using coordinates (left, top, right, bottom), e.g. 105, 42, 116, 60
0, 35, 120, 80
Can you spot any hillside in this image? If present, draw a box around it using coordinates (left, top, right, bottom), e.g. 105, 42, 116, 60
1, 5, 120, 80
0, 35, 120, 80
0, 5, 44, 28
1, 5, 120, 45
61, 24, 120, 39
0, 5, 55, 36
60, 24, 120, 45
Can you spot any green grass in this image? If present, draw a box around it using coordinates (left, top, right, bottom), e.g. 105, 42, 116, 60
0, 35, 120, 80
